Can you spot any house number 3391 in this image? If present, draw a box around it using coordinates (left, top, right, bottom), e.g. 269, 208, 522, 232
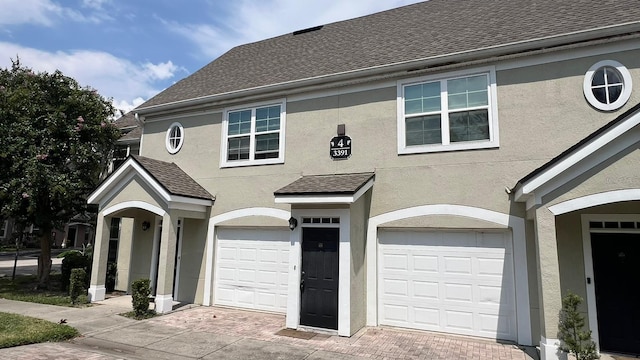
330, 135, 352, 160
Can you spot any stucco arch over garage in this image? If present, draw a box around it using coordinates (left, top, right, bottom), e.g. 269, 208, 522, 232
365, 204, 531, 345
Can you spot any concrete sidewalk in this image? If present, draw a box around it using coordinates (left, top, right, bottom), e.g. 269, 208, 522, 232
0, 297, 538, 359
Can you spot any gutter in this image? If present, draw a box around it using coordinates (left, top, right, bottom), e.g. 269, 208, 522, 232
135, 21, 640, 116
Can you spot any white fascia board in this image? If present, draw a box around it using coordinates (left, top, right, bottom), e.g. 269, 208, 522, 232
136, 22, 640, 117
87, 158, 172, 205
275, 194, 356, 204
274, 178, 374, 205
515, 109, 640, 203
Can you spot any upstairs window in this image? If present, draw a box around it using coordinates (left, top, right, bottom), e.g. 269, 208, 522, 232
165, 122, 184, 154
583, 60, 632, 112
398, 68, 499, 154
221, 101, 286, 167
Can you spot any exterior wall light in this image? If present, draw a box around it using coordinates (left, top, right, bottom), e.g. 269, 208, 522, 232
141, 221, 150, 231
288, 217, 298, 231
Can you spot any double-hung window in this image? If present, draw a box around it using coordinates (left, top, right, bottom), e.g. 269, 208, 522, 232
221, 101, 286, 167
397, 68, 499, 154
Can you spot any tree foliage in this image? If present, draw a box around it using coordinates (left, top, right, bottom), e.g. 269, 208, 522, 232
0, 60, 120, 288
558, 292, 599, 360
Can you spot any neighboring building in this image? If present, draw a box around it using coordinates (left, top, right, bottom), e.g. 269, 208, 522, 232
86, 1, 640, 359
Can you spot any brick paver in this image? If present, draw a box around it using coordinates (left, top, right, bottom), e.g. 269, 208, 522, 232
0, 303, 535, 359
149, 306, 532, 360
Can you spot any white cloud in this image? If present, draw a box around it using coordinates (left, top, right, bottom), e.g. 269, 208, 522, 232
167, 0, 424, 59
0, 42, 180, 113
0, 0, 111, 26
0, 0, 62, 26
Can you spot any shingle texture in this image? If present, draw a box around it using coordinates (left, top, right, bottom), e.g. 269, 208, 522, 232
133, 155, 214, 200
275, 173, 375, 195
139, 0, 640, 110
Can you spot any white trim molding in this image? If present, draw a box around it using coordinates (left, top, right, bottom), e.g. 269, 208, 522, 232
155, 294, 174, 313
275, 178, 374, 205
540, 336, 566, 360
88, 285, 106, 302
550, 189, 640, 215
103, 201, 166, 217
88, 157, 212, 214
583, 60, 632, 112
203, 207, 290, 306
365, 204, 531, 346
580, 214, 640, 356
286, 208, 351, 337
515, 107, 640, 210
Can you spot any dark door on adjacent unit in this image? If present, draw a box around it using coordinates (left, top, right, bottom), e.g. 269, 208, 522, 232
300, 227, 339, 330
591, 232, 640, 355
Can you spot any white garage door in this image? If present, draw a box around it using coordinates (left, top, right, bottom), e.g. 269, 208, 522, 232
378, 230, 516, 341
215, 228, 290, 313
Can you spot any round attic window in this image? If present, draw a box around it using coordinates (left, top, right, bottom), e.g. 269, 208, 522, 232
583, 60, 632, 112
165, 122, 184, 154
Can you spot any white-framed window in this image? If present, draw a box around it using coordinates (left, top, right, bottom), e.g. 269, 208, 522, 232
220, 100, 286, 167
165, 122, 184, 154
583, 60, 632, 112
397, 67, 499, 154
0, 220, 7, 238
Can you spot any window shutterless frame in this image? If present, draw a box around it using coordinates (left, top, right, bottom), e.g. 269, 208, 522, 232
165, 122, 184, 154
583, 60, 632, 112
396, 66, 499, 154
220, 99, 286, 168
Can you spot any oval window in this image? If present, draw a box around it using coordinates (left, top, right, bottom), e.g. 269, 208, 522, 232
583, 60, 632, 111
165, 122, 184, 154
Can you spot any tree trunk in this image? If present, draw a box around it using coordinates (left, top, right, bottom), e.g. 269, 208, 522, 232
37, 231, 52, 290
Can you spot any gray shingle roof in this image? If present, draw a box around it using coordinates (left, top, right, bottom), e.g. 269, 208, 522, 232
138, 0, 640, 111
118, 126, 141, 143
132, 155, 215, 200
275, 173, 374, 195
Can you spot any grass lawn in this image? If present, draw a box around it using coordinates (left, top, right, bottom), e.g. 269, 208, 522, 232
0, 274, 82, 306
0, 312, 79, 348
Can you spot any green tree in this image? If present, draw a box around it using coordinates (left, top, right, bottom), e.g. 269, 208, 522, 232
558, 292, 599, 360
0, 60, 120, 289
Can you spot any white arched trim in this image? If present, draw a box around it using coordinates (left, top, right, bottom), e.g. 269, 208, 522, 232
203, 207, 291, 306
549, 189, 640, 215
102, 200, 166, 217
365, 204, 531, 346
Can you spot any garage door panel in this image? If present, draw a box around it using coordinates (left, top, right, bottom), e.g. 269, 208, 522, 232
215, 228, 289, 313
379, 230, 517, 341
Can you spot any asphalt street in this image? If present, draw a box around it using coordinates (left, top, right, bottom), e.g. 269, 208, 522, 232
0, 252, 63, 277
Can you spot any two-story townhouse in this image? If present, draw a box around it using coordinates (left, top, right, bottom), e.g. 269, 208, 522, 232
86, 1, 640, 358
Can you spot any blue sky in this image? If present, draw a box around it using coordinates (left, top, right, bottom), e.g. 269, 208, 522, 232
0, 0, 423, 114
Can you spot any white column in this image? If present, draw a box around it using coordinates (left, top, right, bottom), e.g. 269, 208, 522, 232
534, 207, 566, 360
89, 213, 110, 302
155, 212, 177, 313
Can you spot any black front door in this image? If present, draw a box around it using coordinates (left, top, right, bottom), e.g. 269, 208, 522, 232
591, 232, 640, 355
300, 227, 339, 330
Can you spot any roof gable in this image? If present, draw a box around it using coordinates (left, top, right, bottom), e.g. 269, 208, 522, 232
88, 156, 214, 213
138, 0, 640, 112
514, 102, 640, 209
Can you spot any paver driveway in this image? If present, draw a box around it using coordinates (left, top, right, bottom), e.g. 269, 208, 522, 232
0, 297, 536, 360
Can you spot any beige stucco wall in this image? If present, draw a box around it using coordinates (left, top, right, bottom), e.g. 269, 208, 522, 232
101, 176, 166, 215
128, 217, 156, 289
349, 190, 371, 335
132, 43, 640, 344
115, 218, 134, 292
177, 217, 209, 304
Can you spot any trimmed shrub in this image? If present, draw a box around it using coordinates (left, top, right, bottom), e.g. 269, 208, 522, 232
60, 251, 91, 291
69, 268, 86, 305
131, 278, 151, 316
